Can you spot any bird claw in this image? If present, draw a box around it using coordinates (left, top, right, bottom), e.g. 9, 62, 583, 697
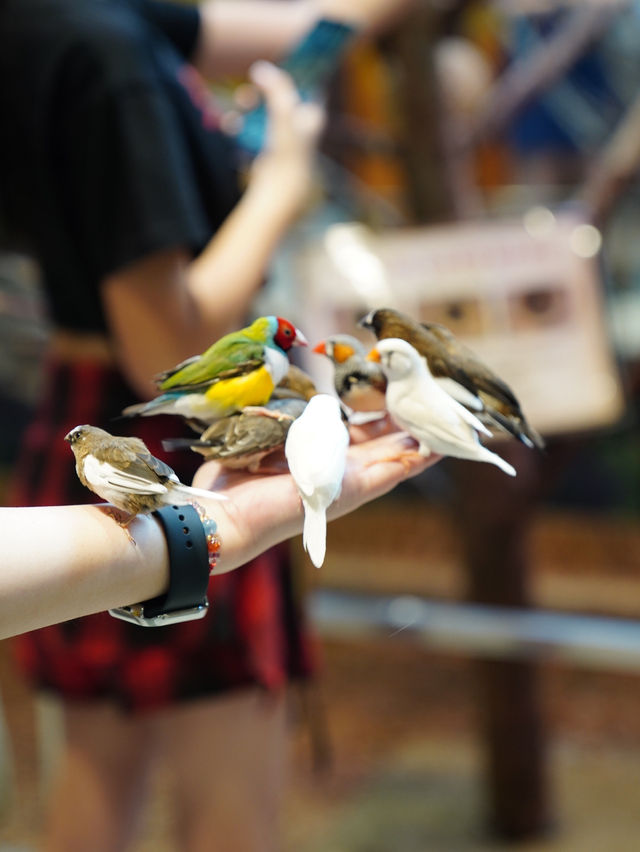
365, 449, 425, 475
242, 405, 293, 422
100, 506, 138, 546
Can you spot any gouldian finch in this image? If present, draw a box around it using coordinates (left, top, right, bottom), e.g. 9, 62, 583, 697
162, 397, 309, 472
65, 425, 226, 521
369, 339, 516, 476
284, 393, 350, 569
122, 316, 308, 424
360, 308, 544, 450
313, 335, 387, 415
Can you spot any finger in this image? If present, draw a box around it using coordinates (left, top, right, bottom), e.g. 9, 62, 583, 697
233, 82, 260, 111
294, 101, 325, 139
219, 109, 243, 136
249, 61, 298, 117
333, 433, 439, 513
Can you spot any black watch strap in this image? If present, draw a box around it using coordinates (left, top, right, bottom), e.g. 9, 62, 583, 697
144, 504, 210, 617
109, 504, 210, 626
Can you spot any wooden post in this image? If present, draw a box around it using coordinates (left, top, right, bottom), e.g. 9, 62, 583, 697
388, 8, 554, 837
449, 445, 553, 839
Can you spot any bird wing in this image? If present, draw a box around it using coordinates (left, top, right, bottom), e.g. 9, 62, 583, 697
272, 365, 317, 401
83, 455, 170, 496
434, 377, 483, 410
391, 385, 488, 446
92, 437, 178, 489
451, 398, 493, 437
156, 333, 267, 391
285, 413, 348, 500
424, 322, 521, 411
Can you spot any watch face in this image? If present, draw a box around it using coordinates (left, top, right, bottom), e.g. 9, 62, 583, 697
108, 602, 209, 627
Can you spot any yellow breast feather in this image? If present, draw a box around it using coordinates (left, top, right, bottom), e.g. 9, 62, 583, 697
204, 366, 275, 412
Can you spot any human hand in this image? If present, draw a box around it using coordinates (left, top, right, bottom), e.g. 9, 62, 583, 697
192, 430, 440, 573
241, 61, 324, 211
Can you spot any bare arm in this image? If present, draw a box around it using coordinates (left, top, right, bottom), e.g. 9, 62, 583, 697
193, 0, 417, 78
101, 63, 323, 397
101, 0, 417, 397
0, 505, 169, 639
0, 432, 438, 639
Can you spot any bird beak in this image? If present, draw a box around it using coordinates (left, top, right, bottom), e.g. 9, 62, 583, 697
292, 327, 308, 347
358, 311, 373, 329
367, 348, 381, 363
312, 341, 326, 355
64, 430, 73, 443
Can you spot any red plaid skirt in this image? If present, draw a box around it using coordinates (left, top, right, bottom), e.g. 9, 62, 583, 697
10, 356, 315, 712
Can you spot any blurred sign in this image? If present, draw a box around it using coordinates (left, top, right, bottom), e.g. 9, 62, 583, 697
297, 211, 625, 436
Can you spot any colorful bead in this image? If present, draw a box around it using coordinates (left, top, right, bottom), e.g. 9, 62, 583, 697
189, 501, 221, 573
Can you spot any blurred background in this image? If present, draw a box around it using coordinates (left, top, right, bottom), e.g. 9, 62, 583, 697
2, 0, 640, 849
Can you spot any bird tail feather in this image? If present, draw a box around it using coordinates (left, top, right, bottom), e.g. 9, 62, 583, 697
302, 503, 327, 569
482, 448, 516, 477
166, 483, 228, 503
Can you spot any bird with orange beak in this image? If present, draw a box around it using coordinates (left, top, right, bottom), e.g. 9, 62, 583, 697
368, 338, 516, 476
313, 334, 387, 416
360, 307, 543, 449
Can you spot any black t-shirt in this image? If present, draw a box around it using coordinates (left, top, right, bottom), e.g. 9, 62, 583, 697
0, 0, 240, 331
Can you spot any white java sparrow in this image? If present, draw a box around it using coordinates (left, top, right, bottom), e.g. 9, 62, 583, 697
284, 394, 350, 568
65, 425, 226, 521
369, 339, 516, 476
360, 307, 544, 449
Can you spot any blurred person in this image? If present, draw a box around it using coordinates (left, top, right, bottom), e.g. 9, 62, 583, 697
0, 1, 416, 850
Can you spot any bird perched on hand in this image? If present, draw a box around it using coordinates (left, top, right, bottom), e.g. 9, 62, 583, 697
360, 307, 544, 449
313, 334, 387, 415
122, 316, 308, 425
65, 425, 225, 521
369, 339, 516, 476
284, 393, 350, 568
163, 397, 309, 473
270, 364, 318, 402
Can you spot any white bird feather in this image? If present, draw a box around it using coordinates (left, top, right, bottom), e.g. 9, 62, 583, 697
284, 394, 350, 568
82, 456, 222, 507
375, 339, 516, 477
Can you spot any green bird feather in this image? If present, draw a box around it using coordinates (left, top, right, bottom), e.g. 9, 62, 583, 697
156, 316, 279, 392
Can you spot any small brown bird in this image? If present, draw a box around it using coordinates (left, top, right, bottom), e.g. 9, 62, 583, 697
65, 425, 225, 521
360, 308, 544, 449
270, 364, 318, 402
313, 335, 387, 416
162, 397, 309, 472
162, 365, 318, 472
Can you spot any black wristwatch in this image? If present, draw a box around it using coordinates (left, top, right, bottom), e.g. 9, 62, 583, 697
109, 504, 210, 627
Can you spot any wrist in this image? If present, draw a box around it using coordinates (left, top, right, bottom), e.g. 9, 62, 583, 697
109, 504, 216, 626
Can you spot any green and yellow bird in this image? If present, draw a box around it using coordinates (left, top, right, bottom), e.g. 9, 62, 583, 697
122, 316, 308, 425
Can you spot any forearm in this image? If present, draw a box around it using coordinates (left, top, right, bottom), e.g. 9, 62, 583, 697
187, 167, 311, 331
195, 1, 318, 77
0, 433, 438, 638
195, 0, 416, 78
104, 178, 312, 398
0, 505, 169, 639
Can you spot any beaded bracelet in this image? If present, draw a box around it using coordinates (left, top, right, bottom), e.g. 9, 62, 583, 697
190, 501, 222, 574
